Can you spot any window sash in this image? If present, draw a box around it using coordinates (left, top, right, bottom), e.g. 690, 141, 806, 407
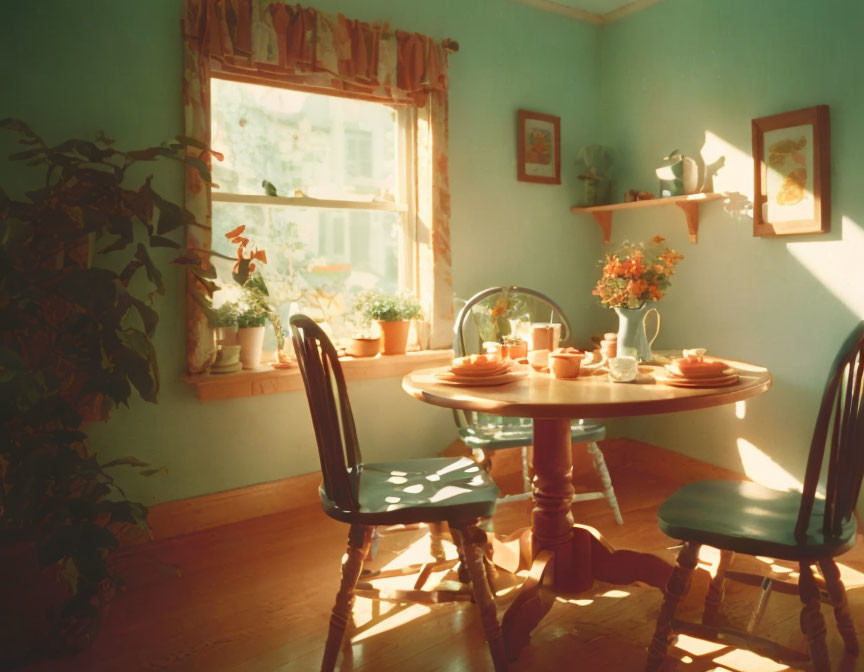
209, 99, 419, 326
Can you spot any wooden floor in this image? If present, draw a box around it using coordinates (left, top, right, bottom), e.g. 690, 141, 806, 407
22, 440, 864, 672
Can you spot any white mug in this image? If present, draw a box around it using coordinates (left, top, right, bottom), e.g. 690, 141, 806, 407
609, 356, 638, 383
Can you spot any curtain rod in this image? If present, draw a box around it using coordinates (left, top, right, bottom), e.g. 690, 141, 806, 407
443, 39, 459, 53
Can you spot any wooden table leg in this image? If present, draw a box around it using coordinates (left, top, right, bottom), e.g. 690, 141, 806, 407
531, 418, 587, 592
500, 418, 674, 660
501, 418, 581, 659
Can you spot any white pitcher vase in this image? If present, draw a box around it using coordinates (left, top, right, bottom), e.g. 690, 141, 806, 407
614, 304, 661, 362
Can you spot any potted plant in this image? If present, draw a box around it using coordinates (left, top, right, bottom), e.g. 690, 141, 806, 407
0, 119, 211, 663
235, 275, 272, 369
209, 226, 284, 370
211, 300, 239, 346
353, 291, 422, 355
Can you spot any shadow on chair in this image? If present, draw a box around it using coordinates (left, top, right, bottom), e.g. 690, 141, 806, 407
645, 322, 864, 671
289, 314, 511, 671
453, 286, 622, 524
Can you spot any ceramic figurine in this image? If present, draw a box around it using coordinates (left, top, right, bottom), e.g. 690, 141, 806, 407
655, 149, 698, 197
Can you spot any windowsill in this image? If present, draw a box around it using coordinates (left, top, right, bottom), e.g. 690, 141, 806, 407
183, 349, 453, 403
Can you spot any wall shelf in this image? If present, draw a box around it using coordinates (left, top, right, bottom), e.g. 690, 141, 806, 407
570, 193, 724, 244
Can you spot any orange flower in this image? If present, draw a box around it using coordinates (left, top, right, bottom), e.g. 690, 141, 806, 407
652, 235, 665, 244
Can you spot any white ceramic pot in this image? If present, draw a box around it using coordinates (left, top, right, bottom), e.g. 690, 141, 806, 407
237, 326, 265, 369
217, 326, 239, 346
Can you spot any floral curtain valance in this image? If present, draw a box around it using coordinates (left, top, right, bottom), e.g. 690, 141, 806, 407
184, 0, 449, 105
183, 0, 454, 373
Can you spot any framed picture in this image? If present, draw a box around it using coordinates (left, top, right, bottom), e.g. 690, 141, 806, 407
752, 105, 830, 237
517, 110, 561, 184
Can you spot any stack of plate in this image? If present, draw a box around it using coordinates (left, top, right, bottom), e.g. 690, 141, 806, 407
655, 358, 740, 388
435, 355, 528, 386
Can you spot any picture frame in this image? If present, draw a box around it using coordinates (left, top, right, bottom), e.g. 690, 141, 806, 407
517, 110, 561, 185
752, 105, 830, 237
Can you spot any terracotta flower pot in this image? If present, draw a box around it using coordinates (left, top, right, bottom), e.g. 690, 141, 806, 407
237, 326, 265, 369
347, 337, 381, 358
377, 320, 411, 355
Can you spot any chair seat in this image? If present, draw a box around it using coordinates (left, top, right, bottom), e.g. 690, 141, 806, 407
459, 420, 606, 450
658, 480, 858, 561
321, 457, 499, 526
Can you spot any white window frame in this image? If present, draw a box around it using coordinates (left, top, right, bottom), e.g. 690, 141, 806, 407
209, 77, 418, 306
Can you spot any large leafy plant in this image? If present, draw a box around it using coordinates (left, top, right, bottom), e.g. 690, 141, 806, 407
0, 118, 211, 654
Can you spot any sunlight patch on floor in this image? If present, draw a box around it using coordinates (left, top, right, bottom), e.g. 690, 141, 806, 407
674, 634, 727, 656
598, 589, 630, 598
351, 603, 432, 643
711, 649, 790, 672
556, 597, 594, 606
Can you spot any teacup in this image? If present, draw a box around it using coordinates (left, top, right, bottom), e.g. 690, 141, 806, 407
608, 356, 638, 382
549, 349, 585, 379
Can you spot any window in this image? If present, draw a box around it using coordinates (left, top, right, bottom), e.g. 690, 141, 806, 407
209, 78, 415, 349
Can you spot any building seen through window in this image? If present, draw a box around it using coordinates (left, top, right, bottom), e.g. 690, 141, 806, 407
210, 78, 411, 348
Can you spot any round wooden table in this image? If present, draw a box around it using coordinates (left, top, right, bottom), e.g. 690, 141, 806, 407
402, 357, 772, 657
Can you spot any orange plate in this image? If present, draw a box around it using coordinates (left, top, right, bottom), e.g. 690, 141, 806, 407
666, 364, 734, 379
655, 373, 740, 388
435, 367, 528, 386
449, 364, 511, 378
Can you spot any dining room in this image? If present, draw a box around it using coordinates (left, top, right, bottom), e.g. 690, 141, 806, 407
2, 0, 864, 671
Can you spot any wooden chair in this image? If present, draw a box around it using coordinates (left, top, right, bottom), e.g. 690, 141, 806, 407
645, 323, 864, 671
454, 286, 622, 523
289, 314, 510, 672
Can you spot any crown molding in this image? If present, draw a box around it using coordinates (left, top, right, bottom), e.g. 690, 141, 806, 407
513, 0, 666, 25
602, 0, 666, 23
513, 0, 604, 24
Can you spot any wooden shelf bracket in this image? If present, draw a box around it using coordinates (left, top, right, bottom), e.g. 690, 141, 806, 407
571, 193, 724, 244
674, 199, 700, 243
591, 211, 612, 244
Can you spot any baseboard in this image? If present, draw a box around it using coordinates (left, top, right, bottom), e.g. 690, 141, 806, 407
143, 471, 321, 543
137, 437, 745, 544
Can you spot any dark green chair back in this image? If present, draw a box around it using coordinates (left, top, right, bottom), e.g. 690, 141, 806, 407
452, 286, 573, 432
453, 286, 572, 357
796, 322, 864, 542
290, 314, 361, 512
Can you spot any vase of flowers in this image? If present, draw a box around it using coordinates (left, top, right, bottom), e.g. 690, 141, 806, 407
592, 235, 684, 362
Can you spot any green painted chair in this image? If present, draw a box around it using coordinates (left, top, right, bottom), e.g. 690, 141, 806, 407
453, 286, 622, 524
645, 323, 864, 672
289, 314, 509, 672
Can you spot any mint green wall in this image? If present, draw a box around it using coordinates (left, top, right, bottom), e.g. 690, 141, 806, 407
597, 0, 864, 498
0, 1, 600, 504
